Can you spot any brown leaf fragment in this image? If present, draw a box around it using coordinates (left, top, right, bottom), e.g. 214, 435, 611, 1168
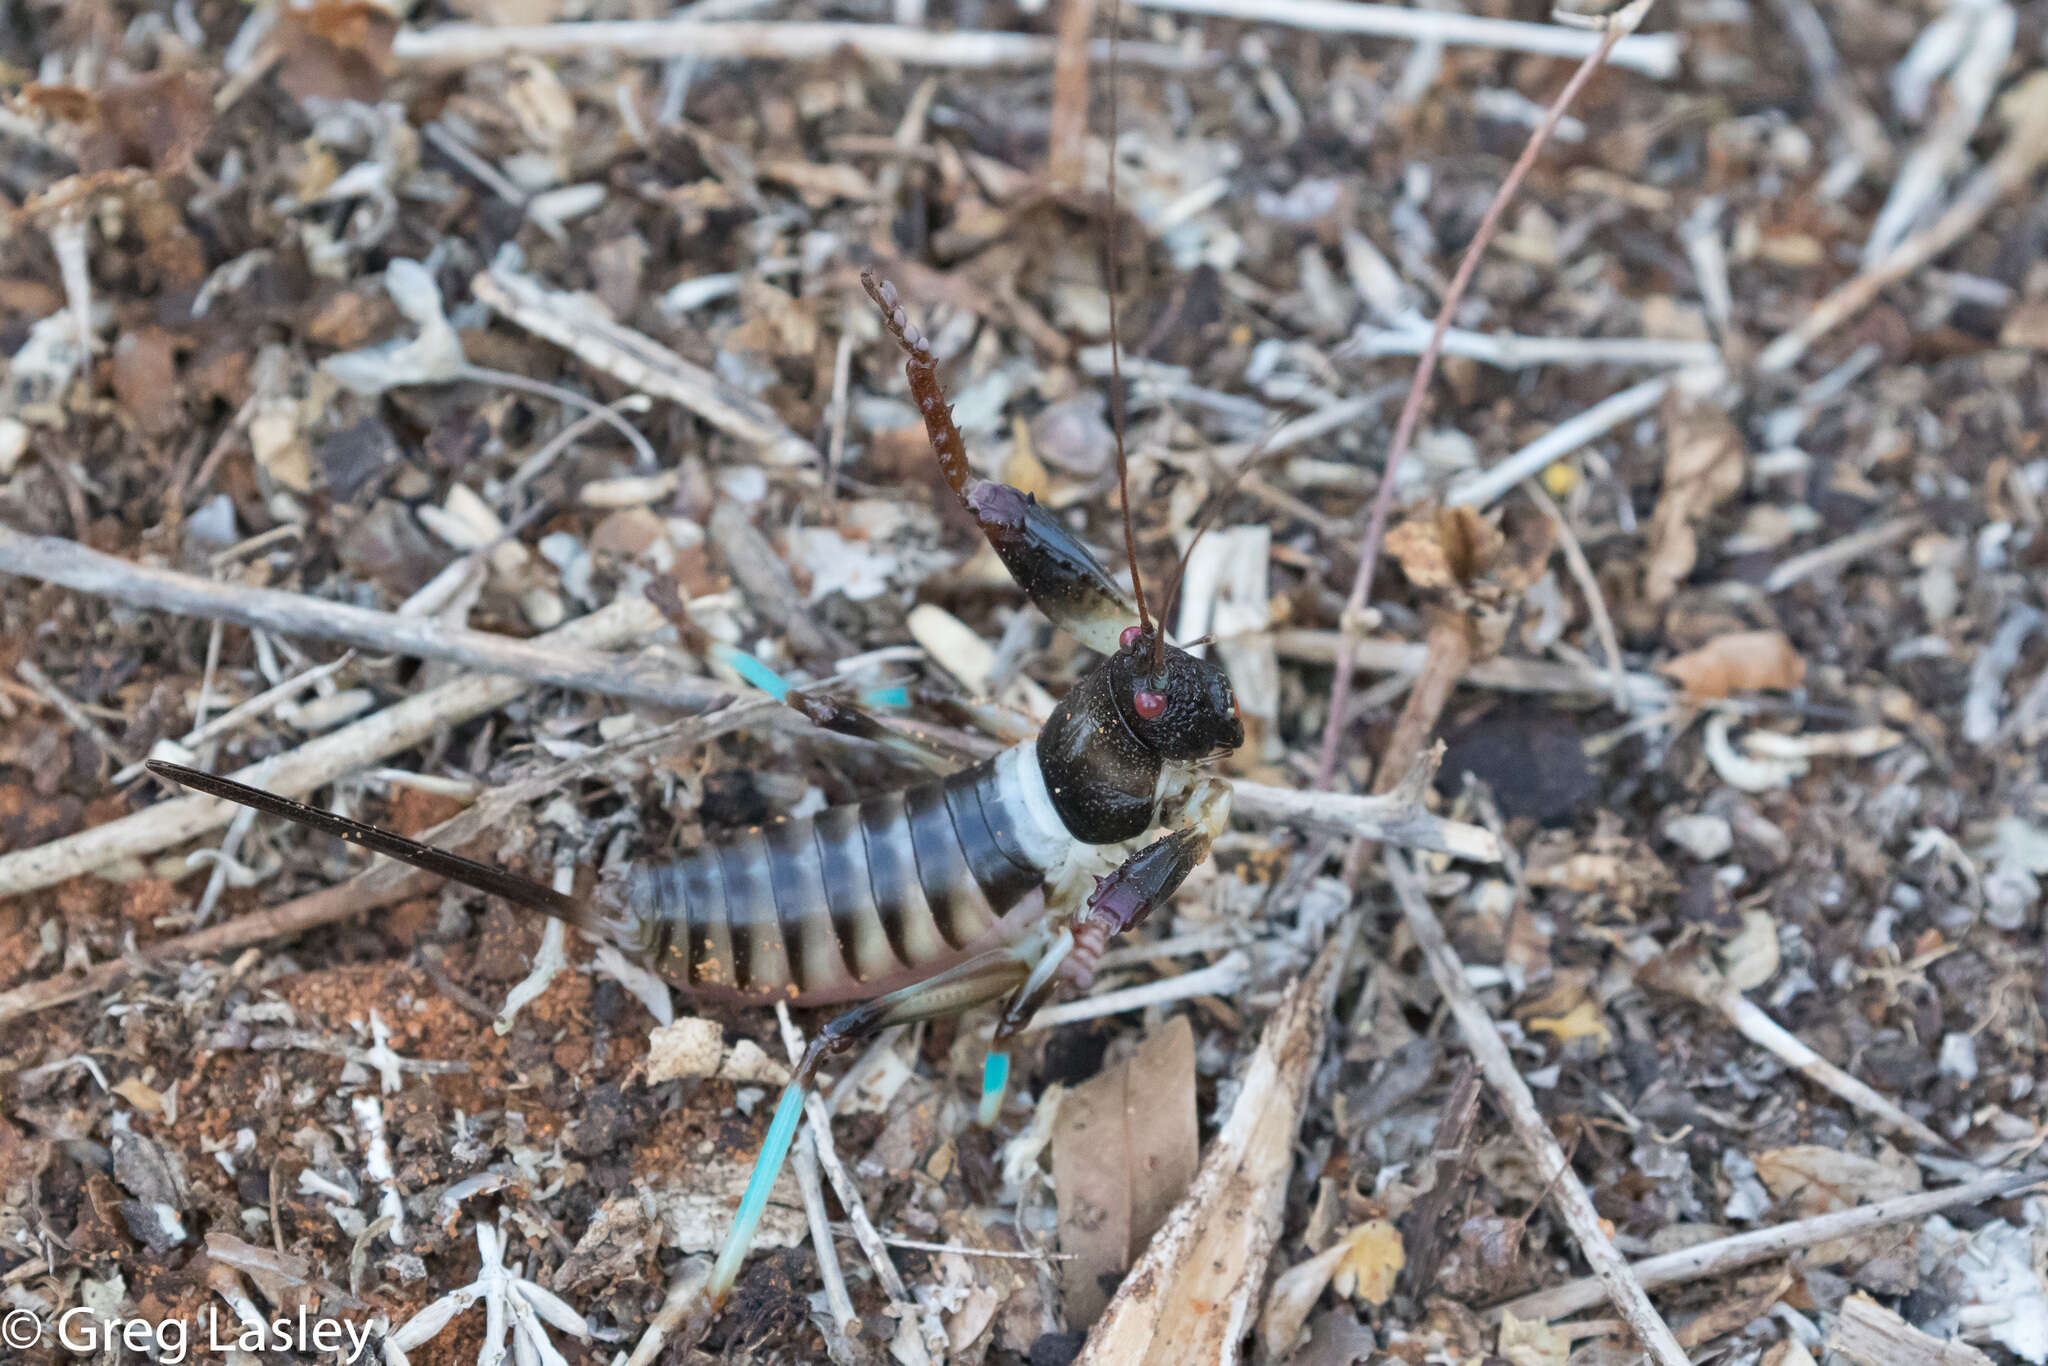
1498, 1310, 1571, 1366
556, 1193, 660, 1290
88, 72, 214, 176
1673, 1267, 1794, 1349
110, 328, 180, 438
1054, 1015, 1198, 1325
1661, 629, 1806, 702
1827, 1292, 1995, 1366
1752, 1145, 1921, 1217
1645, 392, 1745, 604
274, 2, 399, 105
1386, 505, 1504, 591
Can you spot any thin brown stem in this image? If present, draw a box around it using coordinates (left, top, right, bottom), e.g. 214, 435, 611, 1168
1311, 1, 1652, 791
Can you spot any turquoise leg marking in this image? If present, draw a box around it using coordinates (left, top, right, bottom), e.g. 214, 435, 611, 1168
978, 1051, 1010, 1127
863, 685, 909, 708
709, 642, 792, 701
708, 1083, 806, 1304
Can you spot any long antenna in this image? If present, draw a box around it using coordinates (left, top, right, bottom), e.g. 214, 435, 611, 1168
1103, 0, 1150, 639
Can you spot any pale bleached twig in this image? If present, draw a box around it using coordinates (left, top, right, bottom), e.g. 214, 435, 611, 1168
1445, 370, 1695, 510
112, 652, 358, 785
1494, 1169, 2038, 1321
1073, 925, 1354, 1365
1022, 952, 1253, 1032
472, 264, 818, 468
1858, 2, 2012, 267
1127, 0, 1680, 78
1273, 629, 1672, 707
775, 1004, 939, 1366
772, 1010, 859, 1364
1762, 515, 1921, 593
0, 527, 721, 713
0, 595, 664, 898
1385, 850, 1689, 1366
622, 1260, 712, 1366
870, 1233, 1076, 1261
1230, 776, 1500, 863
1641, 952, 1955, 1154
1349, 322, 1720, 371
1759, 0, 1891, 172
393, 20, 1209, 70
0, 865, 428, 1026
1758, 73, 2048, 374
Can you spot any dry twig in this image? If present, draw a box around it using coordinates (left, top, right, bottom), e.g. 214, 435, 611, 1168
394, 20, 1209, 70
1385, 850, 1689, 1366
0, 596, 664, 897
0, 529, 720, 712
1314, 0, 1658, 790
1127, 0, 1680, 77
1494, 1170, 2038, 1321
1641, 952, 1956, 1154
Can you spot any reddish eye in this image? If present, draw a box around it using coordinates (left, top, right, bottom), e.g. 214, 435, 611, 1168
1133, 690, 1167, 720
1120, 625, 1144, 649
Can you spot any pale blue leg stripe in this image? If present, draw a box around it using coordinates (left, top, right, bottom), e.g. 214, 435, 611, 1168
708, 1083, 806, 1304
978, 1051, 1010, 1127
709, 642, 791, 700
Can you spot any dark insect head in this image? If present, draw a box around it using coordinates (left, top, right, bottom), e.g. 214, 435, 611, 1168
1109, 627, 1244, 761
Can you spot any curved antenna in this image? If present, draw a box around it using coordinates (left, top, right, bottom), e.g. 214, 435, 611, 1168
1102, 0, 1151, 639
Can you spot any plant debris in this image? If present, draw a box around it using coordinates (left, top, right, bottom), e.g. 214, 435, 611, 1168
0, 2, 2044, 1365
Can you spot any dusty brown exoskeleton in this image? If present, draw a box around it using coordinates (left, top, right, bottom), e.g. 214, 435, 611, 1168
149, 268, 1247, 1309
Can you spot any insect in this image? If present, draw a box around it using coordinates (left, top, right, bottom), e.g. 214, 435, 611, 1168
147, 269, 1249, 1312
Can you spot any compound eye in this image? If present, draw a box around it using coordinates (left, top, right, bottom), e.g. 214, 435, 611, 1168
1133, 689, 1167, 720
1119, 625, 1144, 650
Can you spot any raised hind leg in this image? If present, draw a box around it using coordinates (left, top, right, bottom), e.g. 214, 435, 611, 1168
863, 271, 1140, 655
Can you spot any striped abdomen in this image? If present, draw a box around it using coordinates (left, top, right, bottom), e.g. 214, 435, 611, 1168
604, 746, 1064, 1000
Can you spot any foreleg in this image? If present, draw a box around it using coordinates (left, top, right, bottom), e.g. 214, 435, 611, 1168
1065, 777, 1234, 992
864, 271, 1137, 655
706, 948, 1031, 1307
977, 780, 1234, 1124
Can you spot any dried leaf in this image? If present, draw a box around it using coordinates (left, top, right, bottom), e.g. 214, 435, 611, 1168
1718, 909, 1781, 991
1645, 393, 1745, 604
1257, 1215, 1404, 1352
1498, 1310, 1571, 1366
1753, 1146, 1920, 1216
1523, 1000, 1614, 1052
1386, 505, 1503, 591
1661, 629, 1806, 702
110, 329, 179, 438
1054, 1016, 1198, 1325
111, 1077, 164, 1116
1330, 1219, 1404, 1304
1675, 1268, 1794, 1349
274, 2, 398, 105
